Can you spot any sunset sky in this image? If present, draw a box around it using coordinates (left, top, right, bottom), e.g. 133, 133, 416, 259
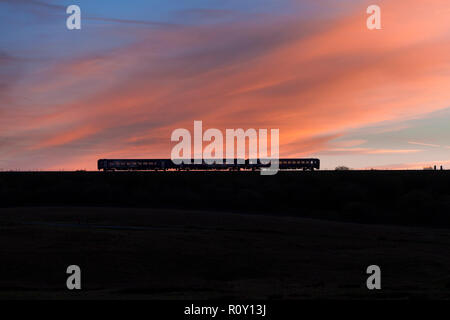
1, 0, 450, 170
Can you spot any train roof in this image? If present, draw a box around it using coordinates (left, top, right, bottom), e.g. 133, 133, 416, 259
98, 158, 320, 161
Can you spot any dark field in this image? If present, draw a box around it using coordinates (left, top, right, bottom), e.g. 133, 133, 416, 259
2, 170, 450, 226
1, 171, 450, 299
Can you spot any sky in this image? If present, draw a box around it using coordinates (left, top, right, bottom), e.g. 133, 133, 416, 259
1, 0, 450, 170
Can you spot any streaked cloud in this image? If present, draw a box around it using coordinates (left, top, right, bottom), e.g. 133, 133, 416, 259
332, 139, 367, 148
408, 141, 441, 148
321, 148, 423, 155
1, 0, 450, 170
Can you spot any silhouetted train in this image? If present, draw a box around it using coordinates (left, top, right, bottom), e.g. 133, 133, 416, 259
98, 158, 320, 171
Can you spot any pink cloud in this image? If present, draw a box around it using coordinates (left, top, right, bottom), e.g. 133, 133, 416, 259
2, 0, 450, 170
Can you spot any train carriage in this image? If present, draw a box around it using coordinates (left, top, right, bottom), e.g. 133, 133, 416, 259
98, 158, 320, 171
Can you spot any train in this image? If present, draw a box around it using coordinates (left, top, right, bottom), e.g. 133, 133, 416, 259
98, 158, 320, 171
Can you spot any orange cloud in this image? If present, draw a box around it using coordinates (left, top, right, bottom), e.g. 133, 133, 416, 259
2, 0, 450, 170
366, 160, 450, 170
